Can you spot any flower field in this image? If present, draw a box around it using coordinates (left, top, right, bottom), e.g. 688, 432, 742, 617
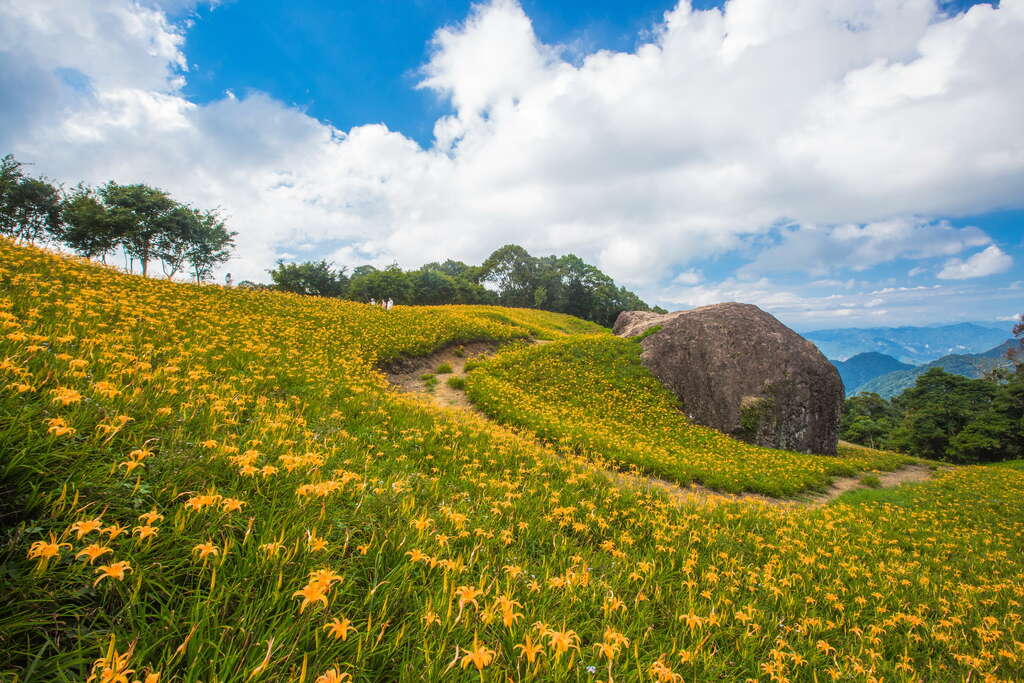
1, 240, 1023, 682
464, 336, 914, 497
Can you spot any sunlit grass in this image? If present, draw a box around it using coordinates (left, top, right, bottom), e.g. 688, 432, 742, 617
1, 240, 1022, 682
465, 336, 914, 497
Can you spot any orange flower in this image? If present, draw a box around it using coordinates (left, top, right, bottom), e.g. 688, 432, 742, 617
94, 560, 132, 586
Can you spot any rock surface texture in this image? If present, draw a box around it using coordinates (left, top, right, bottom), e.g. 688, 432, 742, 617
614, 303, 843, 454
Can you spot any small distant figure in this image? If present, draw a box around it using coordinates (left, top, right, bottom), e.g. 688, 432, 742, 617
369, 298, 376, 306
386, 298, 394, 310
225, 273, 233, 288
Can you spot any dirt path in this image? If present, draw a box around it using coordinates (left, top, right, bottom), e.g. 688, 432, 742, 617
385, 340, 500, 413
384, 342, 941, 508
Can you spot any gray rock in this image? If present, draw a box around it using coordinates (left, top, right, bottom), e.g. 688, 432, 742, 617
614, 303, 843, 454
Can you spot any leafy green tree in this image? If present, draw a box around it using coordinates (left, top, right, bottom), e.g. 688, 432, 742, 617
59, 186, 121, 261
155, 205, 203, 279
840, 392, 898, 449
422, 259, 481, 282
99, 183, 177, 276
410, 269, 456, 305
0, 155, 63, 244
889, 368, 999, 461
267, 260, 348, 297
348, 266, 413, 304
479, 244, 537, 307
186, 210, 236, 283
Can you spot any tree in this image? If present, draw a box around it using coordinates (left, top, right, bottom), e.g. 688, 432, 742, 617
155, 205, 201, 279
840, 393, 898, 449
99, 183, 177, 276
410, 269, 457, 305
186, 210, 236, 283
348, 266, 413, 304
267, 260, 347, 297
479, 245, 537, 307
889, 368, 999, 461
59, 186, 121, 261
0, 155, 63, 244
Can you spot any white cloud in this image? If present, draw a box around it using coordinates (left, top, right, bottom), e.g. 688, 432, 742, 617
672, 269, 703, 285
2, 0, 1024, 290
740, 219, 991, 276
937, 244, 1014, 279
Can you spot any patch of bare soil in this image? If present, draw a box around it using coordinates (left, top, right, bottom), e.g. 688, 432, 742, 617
800, 463, 939, 506
383, 341, 941, 508
384, 341, 503, 413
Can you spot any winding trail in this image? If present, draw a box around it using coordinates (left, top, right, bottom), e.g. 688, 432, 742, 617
384, 341, 940, 507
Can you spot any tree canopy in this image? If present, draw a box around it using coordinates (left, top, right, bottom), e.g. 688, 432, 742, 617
0, 154, 235, 282
840, 320, 1024, 463
265, 245, 659, 327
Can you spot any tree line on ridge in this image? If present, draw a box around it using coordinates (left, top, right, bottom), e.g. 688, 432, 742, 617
840, 318, 1024, 463
259, 245, 663, 328
1, 154, 235, 282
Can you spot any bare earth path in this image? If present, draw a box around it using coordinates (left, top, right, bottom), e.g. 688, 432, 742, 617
384, 342, 940, 507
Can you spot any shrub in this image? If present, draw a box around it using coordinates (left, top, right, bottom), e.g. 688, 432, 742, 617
859, 473, 882, 488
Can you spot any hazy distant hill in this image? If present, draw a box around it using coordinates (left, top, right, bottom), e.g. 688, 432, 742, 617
855, 340, 1015, 398
805, 323, 1011, 363
831, 352, 914, 394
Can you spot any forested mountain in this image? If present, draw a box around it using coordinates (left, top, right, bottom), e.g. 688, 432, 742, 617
831, 352, 914, 394
806, 322, 1010, 363
855, 340, 1015, 398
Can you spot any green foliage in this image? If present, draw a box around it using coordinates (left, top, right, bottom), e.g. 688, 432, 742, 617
465, 335, 912, 497
858, 473, 882, 488
736, 396, 773, 442
446, 376, 466, 390
59, 185, 120, 260
3, 242, 1024, 681
477, 245, 655, 327
889, 368, 1000, 461
840, 392, 899, 449
348, 266, 414, 304
632, 324, 663, 343
841, 326, 1024, 463
0, 155, 63, 244
262, 245, 652, 324
267, 259, 348, 298
0, 154, 234, 281
434, 362, 453, 374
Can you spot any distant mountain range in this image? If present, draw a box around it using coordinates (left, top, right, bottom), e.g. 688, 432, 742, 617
832, 340, 1015, 399
805, 322, 1012, 364
832, 352, 914, 394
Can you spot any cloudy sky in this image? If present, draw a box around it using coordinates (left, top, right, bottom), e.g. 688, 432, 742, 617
1, 0, 1022, 329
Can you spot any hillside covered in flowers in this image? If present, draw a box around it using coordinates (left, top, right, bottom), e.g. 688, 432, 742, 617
1, 240, 1022, 682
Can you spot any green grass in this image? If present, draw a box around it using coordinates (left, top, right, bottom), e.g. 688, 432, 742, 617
465, 335, 913, 497
830, 484, 920, 507
1, 241, 1023, 682
446, 376, 466, 390
858, 473, 882, 488
435, 362, 453, 374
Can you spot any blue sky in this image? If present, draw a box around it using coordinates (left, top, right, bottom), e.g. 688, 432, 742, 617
1, 0, 1021, 329
175, 0, 995, 147
177, 1, 728, 147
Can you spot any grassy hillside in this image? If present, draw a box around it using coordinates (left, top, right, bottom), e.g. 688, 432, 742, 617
465, 336, 913, 497
2, 241, 1023, 682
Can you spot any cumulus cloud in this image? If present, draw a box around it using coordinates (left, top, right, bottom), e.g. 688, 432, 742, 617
2, 0, 1024, 289
740, 219, 991, 276
937, 244, 1014, 279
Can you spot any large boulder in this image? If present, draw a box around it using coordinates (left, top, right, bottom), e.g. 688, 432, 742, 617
614, 303, 843, 454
